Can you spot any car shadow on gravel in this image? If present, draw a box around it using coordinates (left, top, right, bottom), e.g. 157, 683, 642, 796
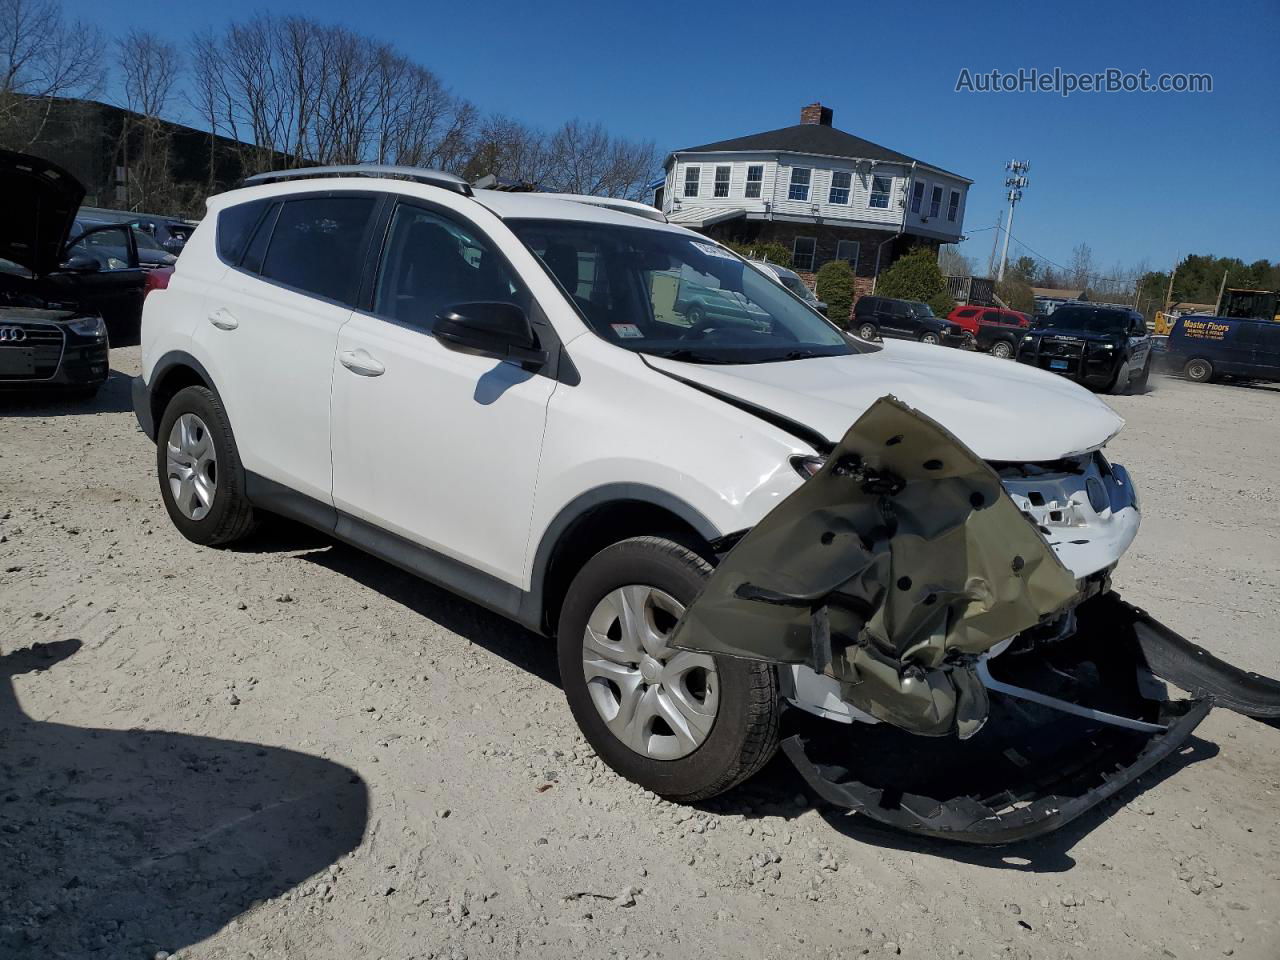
0, 367, 134, 418
0, 639, 368, 957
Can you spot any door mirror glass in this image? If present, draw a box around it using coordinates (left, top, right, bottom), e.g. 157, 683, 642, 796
433, 301, 546, 366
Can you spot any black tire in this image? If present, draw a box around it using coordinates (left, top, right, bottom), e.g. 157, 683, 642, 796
1130, 357, 1151, 392
989, 340, 1014, 360
919, 331, 940, 346
557, 536, 780, 803
1184, 358, 1213, 383
155, 385, 256, 546
856, 322, 878, 342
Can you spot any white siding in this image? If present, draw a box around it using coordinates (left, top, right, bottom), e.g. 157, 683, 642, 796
664, 150, 969, 241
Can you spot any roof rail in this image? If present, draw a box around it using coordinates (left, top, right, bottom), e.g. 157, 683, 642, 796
242, 165, 473, 197
537, 193, 668, 223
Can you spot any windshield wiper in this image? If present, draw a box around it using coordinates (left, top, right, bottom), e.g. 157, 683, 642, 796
646, 349, 738, 364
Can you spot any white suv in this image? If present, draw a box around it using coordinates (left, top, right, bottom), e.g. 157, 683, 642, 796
136, 166, 1240, 837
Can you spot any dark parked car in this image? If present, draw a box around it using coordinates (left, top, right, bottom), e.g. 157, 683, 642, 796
1016, 304, 1152, 393
127, 216, 196, 255
947, 304, 1030, 358
1160, 314, 1280, 384
73, 218, 177, 268
853, 295, 957, 345
0, 149, 153, 395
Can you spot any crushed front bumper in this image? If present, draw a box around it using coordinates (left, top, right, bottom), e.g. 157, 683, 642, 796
783, 594, 1280, 844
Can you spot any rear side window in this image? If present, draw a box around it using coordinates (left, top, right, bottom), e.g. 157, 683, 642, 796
216, 199, 271, 265
259, 196, 378, 306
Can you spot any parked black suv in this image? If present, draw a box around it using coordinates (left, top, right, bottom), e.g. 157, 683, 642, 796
1016, 304, 1152, 393
853, 295, 957, 345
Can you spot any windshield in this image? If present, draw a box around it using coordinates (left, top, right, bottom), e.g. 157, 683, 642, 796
1036, 306, 1129, 334
509, 219, 855, 364
909, 302, 934, 317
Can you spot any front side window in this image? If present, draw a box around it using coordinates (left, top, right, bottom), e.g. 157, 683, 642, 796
788, 168, 811, 202
65, 225, 134, 271
508, 219, 855, 365
259, 195, 378, 306
792, 236, 816, 271
713, 166, 731, 198
870, 175, 892, 208
829, 170, 851, 205
683, 166, 700, 197
929, 185, 943, 218
909, 181, 924, 214
836, 239, 859, 267
373, 204, 522, 331
948, 189, 961, 221
745, 164, 764, 198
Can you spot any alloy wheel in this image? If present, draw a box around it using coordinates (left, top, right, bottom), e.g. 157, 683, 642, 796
857, 323, 878, 342
166, 413, 218, 521
581, 585, 719, 760
921, 332, 940, 345
991, 341, 1013, 359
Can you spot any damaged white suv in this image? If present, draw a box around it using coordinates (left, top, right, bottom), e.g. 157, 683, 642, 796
135, 167, 1278, 843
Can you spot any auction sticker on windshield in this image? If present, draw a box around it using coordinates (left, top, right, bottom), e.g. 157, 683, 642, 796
611, 323, 644, 338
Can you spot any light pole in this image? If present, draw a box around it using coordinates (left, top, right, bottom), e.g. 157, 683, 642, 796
997, 160, 1030, 282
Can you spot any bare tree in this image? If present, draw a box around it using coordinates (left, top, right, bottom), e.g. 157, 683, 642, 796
116, 29, 182, 211
545, 118, 657, 199
937, 244, 974, 277
1067, 242, 1095, 290
0, 0, 103, 147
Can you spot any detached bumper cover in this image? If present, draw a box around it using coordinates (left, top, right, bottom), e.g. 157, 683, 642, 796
782, 594, 1280, 844
784, 699, 1210, 844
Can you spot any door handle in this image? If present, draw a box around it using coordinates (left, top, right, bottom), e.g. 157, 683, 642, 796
339, 349, 385, 377
208, 307, 238, 330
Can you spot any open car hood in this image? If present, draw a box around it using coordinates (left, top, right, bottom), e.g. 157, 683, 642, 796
0, 149, 84, 277
646, 340, 1124, 462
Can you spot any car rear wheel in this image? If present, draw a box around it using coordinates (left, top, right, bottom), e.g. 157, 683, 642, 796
920, 331, 940, 346
156, 385, 256, 546
1185, 358, 1213, 383
989, 340, 1014, 360
557, 536, 779, 802
856, 322, 879, 342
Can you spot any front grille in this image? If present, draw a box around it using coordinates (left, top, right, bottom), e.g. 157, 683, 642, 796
1041, 337, 1084, 358
0, 321, 65, 380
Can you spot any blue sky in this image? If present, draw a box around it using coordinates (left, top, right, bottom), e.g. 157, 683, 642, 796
67, 0, 1278, 274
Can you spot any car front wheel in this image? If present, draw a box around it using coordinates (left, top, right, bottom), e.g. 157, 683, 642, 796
156, 385, 257, 546
557, 536, 779, 802
856, 322, 879, 342
920, 331, 940, 345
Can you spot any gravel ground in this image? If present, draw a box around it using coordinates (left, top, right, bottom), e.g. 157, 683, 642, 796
1, 346, 1278, 960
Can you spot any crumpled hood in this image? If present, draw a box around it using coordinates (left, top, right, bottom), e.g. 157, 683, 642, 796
647, 339, 1124, 462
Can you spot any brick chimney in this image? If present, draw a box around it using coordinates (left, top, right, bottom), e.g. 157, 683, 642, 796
800, 102, 833, 126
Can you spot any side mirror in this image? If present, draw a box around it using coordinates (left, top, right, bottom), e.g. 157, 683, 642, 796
60, 253, 100, 273
433, 301, 547, 366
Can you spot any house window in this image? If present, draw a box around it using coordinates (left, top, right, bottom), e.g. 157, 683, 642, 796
684, 166, 700, 197
869, 175, 891, 208
929, 185, 943, 218
792, 236, 816, 271
828, 170, 852, 205
745, 165, 764, 198
910, 181, 925, 214
948, 189, 961, 222
788, 168, 811, 202
714, 166, 731, 198
836, 239, 860, 268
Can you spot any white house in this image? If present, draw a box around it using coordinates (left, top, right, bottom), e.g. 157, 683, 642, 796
657, 103, 971, 288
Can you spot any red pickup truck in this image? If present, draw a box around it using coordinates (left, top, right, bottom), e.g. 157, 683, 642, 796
947, 305, 1031, 359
